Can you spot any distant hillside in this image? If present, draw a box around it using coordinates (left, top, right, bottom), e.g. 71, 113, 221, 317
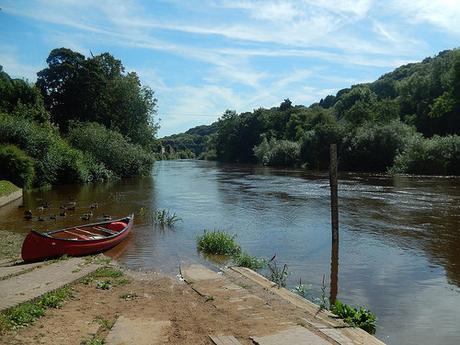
161, 49, 460, 175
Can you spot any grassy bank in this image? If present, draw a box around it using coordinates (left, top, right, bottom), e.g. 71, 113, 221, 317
0, 181, 20, 198
0, 230, 24, 261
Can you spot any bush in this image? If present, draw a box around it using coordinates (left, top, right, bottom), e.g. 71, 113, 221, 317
341, 121, 417, 172
196, 230, 240, 255
0, 145, 35, 188
67, 122, 154, 177
254, 138, 300, 166
331, 300, 376, 334
232, 252, 266, 270
0, 114, 93, 186
391, 135, 460, 175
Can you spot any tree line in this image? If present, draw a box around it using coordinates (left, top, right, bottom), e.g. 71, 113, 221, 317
0, 48, 158, 188
162, 49, 460, 175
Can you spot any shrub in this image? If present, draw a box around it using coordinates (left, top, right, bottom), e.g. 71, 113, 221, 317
391, 135, 460, 175
0, 145, 35, 188
331, 300, 377, 334
196, 230, 240, 255
254, 138, 300, 166
232, 252, 266, 270
0, 114, 93, 186
341, 120, 417, 172
67, 122, 154, 177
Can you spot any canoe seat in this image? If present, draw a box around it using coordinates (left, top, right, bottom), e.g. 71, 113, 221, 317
93, 226, 118, 235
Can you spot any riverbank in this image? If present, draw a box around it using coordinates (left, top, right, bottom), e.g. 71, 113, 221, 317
0, 254, 385, 345
0, 230, 23, 261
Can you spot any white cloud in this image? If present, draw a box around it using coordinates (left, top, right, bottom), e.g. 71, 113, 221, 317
388, 0, 460, 36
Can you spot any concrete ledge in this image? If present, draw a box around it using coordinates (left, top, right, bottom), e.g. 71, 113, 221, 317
0, 189, 22, 208
229, 267, 386, 345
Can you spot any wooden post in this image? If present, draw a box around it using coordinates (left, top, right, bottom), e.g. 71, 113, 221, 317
329, 144, 339, 305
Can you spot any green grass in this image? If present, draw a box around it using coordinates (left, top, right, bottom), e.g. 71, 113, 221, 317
92, 267, 123, 278
330, 300, 377, 334
94, 315, 115, 330
0, 180, 19, 197
232, 251, 266, 270
196, 230, 241, 255
0, 286, 73, 333
153, 209, 181, 227
80, 337, 105, 345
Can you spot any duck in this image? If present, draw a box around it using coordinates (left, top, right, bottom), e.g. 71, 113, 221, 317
38, 216, 45, 222
49, 215, 57, 220
80, 211, 93, 221
24, 210, 33, 220
59, 210, 67, 217
102, 214, 112, 221
90, 202, 99, 209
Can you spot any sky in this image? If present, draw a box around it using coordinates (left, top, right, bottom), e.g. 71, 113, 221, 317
1, 0, 460, 136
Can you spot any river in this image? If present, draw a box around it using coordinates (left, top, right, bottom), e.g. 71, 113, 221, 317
1, 160, 459, 345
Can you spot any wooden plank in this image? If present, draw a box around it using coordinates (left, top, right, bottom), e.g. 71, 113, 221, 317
209, 335, 243, 345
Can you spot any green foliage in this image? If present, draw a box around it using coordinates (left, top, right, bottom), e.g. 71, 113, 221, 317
341, 121, 418, 172
153, 209, 181, 227
331, 300, 377, 334
80, 337, 105, 345
292, 278, 311, 299
391, 135, 460, 175
170, 48, 460, 175
0, 145, 35, 188
96, 280, 112, 290
36, 48, 158, 147
0, 180, 20, 197
0, 114, 95, 186
0, 286, 72, 333
254, 137, 300, 166
67, 122, 154, 178
93, 267, 124, 278
232, 252, 266, 270
196, 230, 241, 256
267, 255, 289, 288
39, 286, 72, 308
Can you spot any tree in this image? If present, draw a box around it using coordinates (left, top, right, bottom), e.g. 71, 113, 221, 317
36, 48, 158, 147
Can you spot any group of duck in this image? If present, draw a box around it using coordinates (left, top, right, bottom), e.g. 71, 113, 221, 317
22, 201, 111, 222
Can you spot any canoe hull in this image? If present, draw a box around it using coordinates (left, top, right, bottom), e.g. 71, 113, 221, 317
21, 215, 133, 262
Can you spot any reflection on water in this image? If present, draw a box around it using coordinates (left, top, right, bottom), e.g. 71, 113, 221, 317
1, 160, 460, 345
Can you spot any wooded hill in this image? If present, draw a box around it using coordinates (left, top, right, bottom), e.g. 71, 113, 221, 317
161, 49, 460, 175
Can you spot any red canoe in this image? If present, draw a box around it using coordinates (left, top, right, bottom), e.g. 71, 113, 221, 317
21, 214, 134, 262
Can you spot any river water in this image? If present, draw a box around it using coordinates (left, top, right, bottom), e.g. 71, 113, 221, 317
1, 160, 459, 344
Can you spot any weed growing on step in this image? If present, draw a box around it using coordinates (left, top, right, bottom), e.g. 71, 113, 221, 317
96, 280, 112, 290
232, 251, 266, 270
94, 315, 115, 330
267, 255, 289, 288
317, 274, 328, 310
331, 300, 377, 334
292, 278, 311, 299
197, 230, 241, 255
80, 336, 104, 345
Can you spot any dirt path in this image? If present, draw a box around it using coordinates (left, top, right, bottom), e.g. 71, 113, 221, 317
0, 261, 385, 345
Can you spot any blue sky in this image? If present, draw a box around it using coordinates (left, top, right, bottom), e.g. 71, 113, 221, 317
1, 0, 460, 136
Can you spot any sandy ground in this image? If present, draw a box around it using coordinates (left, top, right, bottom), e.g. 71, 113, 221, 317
1, 268, 289, 345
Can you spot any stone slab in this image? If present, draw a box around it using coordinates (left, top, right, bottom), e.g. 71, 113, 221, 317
0, 261, 43, 279
105, 316, 170, 345
209, 335, 244, 345
251, 326, 332, 345
319, 327, 386, 345
230, 267, 346, 328
182, 264, 221, 283
0, 189, 22, 208
0, 257, 100, 311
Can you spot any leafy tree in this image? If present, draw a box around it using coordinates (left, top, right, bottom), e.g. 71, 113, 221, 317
36, 48, 158, 147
